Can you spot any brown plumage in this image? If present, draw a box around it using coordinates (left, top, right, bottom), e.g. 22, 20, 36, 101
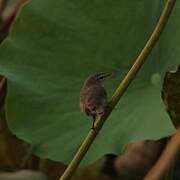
80, 72, 111, 129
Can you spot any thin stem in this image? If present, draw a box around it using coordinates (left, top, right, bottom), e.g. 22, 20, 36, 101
144, 128, 180, 180
59, 0, 176, 179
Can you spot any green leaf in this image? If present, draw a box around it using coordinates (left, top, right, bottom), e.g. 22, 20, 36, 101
0, 0, 177, 164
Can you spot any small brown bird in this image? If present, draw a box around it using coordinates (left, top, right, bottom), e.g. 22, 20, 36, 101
80, 72, 111, 130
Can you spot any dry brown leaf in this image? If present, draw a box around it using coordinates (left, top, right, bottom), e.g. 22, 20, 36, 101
162, 65, 180, 128
0, 0, 28, 43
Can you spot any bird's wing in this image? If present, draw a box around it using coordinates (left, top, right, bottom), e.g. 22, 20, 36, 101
85, 85, 107, 107
80, 85, 108, 116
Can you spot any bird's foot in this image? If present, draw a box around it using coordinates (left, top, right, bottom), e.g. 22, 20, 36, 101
91, 127, 97, 134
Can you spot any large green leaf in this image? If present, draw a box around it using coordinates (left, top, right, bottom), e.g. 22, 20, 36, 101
0, 0, 178, 164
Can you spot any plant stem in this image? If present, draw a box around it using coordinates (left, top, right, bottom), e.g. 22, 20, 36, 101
144, 128, 180, 180
59, 0, 176, 179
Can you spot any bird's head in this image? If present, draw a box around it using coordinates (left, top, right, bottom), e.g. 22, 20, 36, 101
85, 72, 112, 85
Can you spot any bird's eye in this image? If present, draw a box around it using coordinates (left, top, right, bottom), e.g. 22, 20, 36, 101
91, 107, 96, 111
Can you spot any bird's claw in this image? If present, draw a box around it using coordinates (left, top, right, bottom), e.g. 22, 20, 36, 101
91, 127, 97, 133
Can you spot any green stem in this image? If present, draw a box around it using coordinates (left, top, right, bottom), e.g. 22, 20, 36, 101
59, 0, 176, 179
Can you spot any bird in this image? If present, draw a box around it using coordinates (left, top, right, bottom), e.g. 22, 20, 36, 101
80, 72, 111, 130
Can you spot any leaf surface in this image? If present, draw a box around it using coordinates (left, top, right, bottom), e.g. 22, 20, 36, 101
0, 0, 177, 163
